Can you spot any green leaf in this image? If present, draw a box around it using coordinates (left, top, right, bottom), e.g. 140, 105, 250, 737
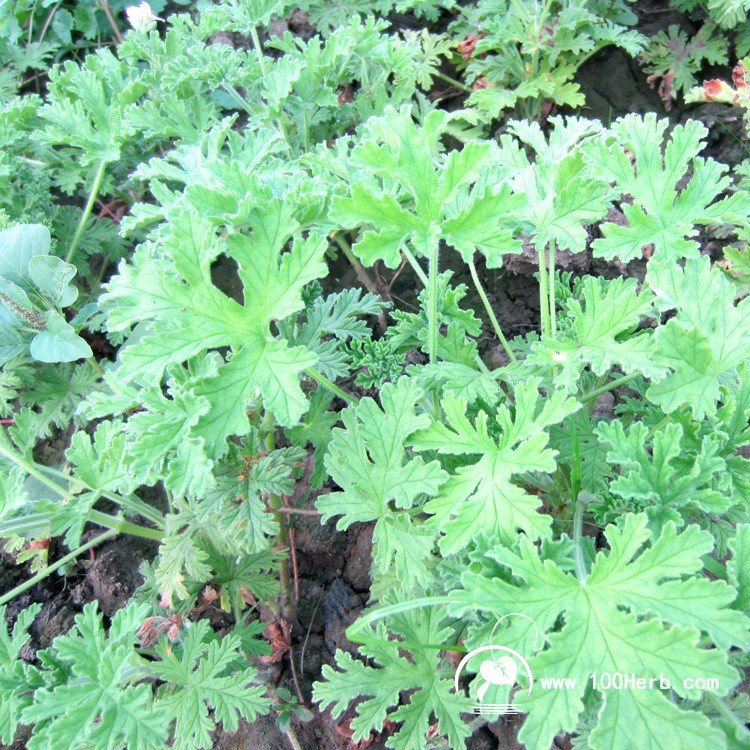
29, 311, 93, 363
451, 515, 749, 750
410, 379, 580, 553
0, 603, 43, 745
28, 255, 78, 307
33, 49, 148, 187
124, 368, 214, 498
597, 420, 730, 532
287, 388, 338, 488
646, 257, 750, 418
584, 114, 750, 262
314, 603, 473, 750
67, 421, 139, 497
102, 205, 327, 432
319, 376, 447, 588
413, 361, 501, 405
155, 512, 214, 604
0, 224, 50, 286
23, 602, 168, 750
531, 275, 662, 391
331, 106, 521, 268
151, 619, 270, 750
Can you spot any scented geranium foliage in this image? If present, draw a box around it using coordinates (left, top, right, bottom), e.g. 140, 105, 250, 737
318, 377, 447, 589
449, 515, 750, 750
101, 201, 327, 438
409, 380, 580, 553
582, 114, 750, 262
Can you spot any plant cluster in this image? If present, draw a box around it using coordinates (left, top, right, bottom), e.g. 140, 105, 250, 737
1, 2, 750, 750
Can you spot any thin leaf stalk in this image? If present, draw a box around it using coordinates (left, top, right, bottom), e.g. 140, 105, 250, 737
66, 159, 108, 265
0, 529, 118, 606
580, 371, 640, 404
249, 26, 268, 77
0, 507, 162, 541
222, 84, 256, 115
428, 241, 439, 365
261, 410, 293, 612
304, 367, 357, 404
468, 258, 516, 363
537, 243, 551, 337
0, 432, 164, 529
432, 70, 472, 93
87, 509, 164, 539
572, 493, 588, 587
401, 245, 429, 287
705, 692, 749, 740
548, 240, 556, 338
333, 234, 380, 296
99, 0, 124, 44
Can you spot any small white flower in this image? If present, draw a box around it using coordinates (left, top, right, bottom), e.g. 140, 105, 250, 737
125, 1, 161, 31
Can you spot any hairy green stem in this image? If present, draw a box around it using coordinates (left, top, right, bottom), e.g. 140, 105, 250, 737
249, 26, 268, 77
705, 692, 749, 739
333, 234, 380, 296
428, 241, 439, 365
222, 84, 255, 115
304, 367, 357, 404
261, 410, 292, 612
580, 371, 640, 404
432, 70, 472, 93
0, 529, 119, 606
87, 356, 106, 377
468, 258, 516, 363
644, 415, 673, 443
87, 509, 164, 540
0, 508, 163, 541
66, 160, 107, 265
573, 493, 588, 587
0, 433, 164, 529
548, 240, 557, 338
537, 244, 551, 337
401, 245, 429, 287
285, 725, 304, 750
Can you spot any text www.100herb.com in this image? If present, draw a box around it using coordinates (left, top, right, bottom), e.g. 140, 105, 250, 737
592, 672, 720, 691
539, 674, 721, 691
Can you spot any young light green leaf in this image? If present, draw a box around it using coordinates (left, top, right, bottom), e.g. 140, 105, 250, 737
646, 257, 750, 419
584, 114, 750, 261
22, 602, 167, 750
597, 420, 730, 533
150, 619, 270, 750
410, 379, 580, 553
319, 376, 447, 588
506, 117, 610, 253
331, 106, 521, 268
314, 604, 473, 750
